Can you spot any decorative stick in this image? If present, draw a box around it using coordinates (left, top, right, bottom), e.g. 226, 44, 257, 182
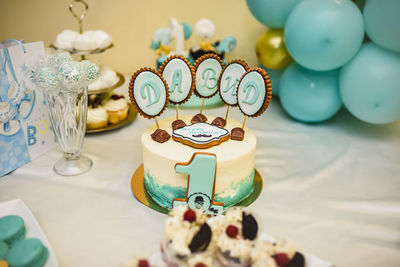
242, 115, 247, 129
200, 98, 205, 114
155, 117, 160, 129
224, 106, 230, 121
176, 104, 179, 120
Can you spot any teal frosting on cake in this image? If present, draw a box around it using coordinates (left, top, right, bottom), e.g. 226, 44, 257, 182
144, 169, 254, 209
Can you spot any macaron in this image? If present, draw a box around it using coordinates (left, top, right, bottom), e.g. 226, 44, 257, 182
0, 241, 8, 259
0, 216, 26, 245
6, 238, 48, 267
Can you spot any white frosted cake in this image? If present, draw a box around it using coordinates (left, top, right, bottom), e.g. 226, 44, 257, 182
142, 115, 256, 209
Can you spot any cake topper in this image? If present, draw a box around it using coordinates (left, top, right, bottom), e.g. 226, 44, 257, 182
172, 122, 230, 149
159, 55, 195, 130
128, 68, 170, 143
214, 59, 250, 127
173, 153, 224, 215
232, 67, 272, 141
192, 54, 223, 123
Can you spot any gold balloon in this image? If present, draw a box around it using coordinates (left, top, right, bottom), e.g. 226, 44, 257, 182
256, 29, 293, 70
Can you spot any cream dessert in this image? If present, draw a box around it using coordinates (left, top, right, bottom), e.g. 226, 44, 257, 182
87, 106, 108, 129
142, 115, 256, 209
162, 205, 213, 266
104, 95, 129, 124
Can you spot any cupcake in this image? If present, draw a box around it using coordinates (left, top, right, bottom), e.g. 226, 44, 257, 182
103, 94, 129, 124
87, 95, 108, 129
212, 207, 258, 267
251, 238, 306, 267
162, 206, 213, 267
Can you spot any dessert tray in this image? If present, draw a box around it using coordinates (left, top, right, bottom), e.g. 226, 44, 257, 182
49, 43, 114, 57
0, 199, 58, 267
86, 103, 137, 134
131, 164, 263, 214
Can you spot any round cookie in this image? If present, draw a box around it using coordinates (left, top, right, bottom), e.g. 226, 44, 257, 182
6, 238, 48, 267
0, 241, 8, 259
0, 216, 25, 245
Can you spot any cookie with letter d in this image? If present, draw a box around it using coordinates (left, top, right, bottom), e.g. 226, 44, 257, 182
237, 67, 272, 118
129, 68, 171, 143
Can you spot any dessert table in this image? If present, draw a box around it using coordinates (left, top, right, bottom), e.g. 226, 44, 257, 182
0, 81, 399, 267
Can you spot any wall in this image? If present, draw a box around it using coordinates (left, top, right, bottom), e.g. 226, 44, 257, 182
0, 0, 266, 74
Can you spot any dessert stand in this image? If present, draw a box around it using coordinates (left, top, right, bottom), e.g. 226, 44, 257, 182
52, 0, 135, 133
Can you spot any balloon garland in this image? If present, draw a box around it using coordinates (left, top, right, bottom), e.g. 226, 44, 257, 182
246, 0, 400, 124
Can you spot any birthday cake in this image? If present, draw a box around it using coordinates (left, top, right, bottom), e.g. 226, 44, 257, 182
129, 53, 272, 215
142, 115, 256, 209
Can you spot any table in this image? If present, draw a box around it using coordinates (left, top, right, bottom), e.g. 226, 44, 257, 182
0, 83, 399, 267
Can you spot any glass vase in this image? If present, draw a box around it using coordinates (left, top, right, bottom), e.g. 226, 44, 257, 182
45, 86, 92, 176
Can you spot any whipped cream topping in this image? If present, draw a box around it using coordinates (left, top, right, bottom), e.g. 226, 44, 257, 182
212, 207, 256, 262
87, 106, 108, 124
54, 29, 112, 51
165, 206, 209, 257
104, 98, 128, 112
186, 253, 214, 267
250, 238, 297, 266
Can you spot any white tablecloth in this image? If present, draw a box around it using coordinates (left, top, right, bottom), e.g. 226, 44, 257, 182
0, 83, 399, 267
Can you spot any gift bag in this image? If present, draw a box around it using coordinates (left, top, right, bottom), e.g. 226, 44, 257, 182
0, 40, 57, 177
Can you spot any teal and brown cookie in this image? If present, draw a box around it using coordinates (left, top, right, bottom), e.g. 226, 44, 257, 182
6, 238, 48, 267
0, 216, 26, 245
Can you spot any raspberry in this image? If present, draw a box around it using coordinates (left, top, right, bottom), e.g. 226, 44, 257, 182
138, 259, 150, 267
195, 263, 207, 267
183, 209, 196, 223
273, 253, 290, 267
225, 225, 239, 238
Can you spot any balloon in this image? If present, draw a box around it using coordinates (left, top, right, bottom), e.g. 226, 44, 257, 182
259, 64, 283, 96
339, 42, 400, 124
284, 0, 364, 71
363, 0, 400, 52
280, 63, 342, 122
246, 0, 303, 28
256, 29, 293, 70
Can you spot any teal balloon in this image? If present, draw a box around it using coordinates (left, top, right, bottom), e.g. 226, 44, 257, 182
259, 64, 283, 96
364, 0, 400, 52
246, 0, 303, 28
340, 42, 400, 124
284, 0, 364, 71
280, 63, 342, 122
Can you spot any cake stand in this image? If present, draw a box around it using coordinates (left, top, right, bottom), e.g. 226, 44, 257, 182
130, 164, 263, 214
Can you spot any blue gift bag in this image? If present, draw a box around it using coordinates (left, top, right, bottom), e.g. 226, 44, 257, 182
0, 40, 57, 177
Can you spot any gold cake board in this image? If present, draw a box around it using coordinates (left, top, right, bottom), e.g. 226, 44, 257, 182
131, 164, 263, 215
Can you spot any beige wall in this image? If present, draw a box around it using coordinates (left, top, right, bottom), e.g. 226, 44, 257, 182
0, 0, 266, 74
